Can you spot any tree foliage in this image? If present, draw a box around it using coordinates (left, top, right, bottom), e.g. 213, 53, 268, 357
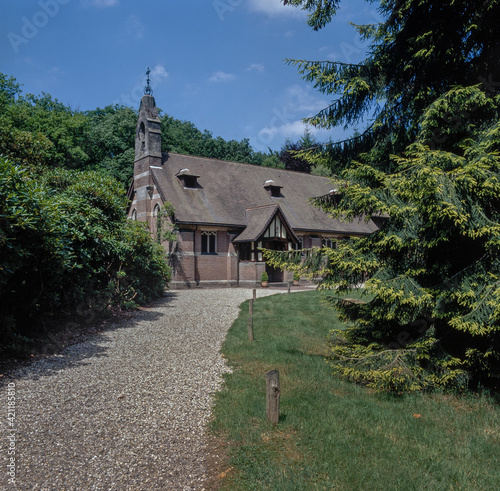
0, 157, 171, 354
285, 0, 500, 172
265, 0, 500, 392
161, 115, 268, 166
0, 72, 284, 193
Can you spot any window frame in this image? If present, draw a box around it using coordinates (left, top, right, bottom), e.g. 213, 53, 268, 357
201, 230, 217, 254
322, 237, 336, 249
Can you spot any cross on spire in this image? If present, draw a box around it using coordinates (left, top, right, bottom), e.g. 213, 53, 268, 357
144, 66, 153, 96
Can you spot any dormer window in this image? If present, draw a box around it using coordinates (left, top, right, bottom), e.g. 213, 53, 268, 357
329, 188, 342, 206
264, 180, 283, 198
176, 168, 200, 189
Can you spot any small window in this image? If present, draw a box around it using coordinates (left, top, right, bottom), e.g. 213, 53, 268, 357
138, 122, 145, 141
130, 209, 137, 221
269, 186, 281, 197
176, 169, 200, 188
264, 180, 283, 198
322, 238, 336, 248
239, 243, 251, 261
201, 231, 217, 254
153, 204, 160, 217
295, 235, 304, 253
238, 241, 262, 262
182, 175, 198, 188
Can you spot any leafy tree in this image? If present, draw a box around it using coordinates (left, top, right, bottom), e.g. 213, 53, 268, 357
0, 73, 275, 186
262, 152, 285, 169
0, 75, 54, 167
6, 91, 90, 168
278, 129, 331, 174
161, 115, 267, 165
263, 0, 500, 392
0, 157, 171, 354
84, 104, 137, 187
284, 0, 500, 172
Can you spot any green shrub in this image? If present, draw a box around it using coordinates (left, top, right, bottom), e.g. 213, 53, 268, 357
0, 157, 171, 354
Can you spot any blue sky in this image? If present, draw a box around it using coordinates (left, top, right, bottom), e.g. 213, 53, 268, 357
1, 0, 380, 152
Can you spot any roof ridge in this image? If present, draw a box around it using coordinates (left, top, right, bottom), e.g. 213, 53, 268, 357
163, 151, 334, 180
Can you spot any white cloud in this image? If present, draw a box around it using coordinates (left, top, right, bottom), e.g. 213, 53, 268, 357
247, 0, 305, 18
208, 71, 236, 83
285, 84, 327, 114
245, 63, 265, 72
319, 46, 340, 60
150, 64, 168, 82
254, 84, 331, 149
126, 15, 145, 39
262, 120, 310, 139
256, 119, 333, 149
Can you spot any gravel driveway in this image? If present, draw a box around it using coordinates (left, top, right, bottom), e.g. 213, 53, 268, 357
0, 288, 283, 490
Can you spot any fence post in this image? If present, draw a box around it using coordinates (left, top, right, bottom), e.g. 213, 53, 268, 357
249, 298, 253, 316
266, 370, 280, 425
248, 316, 254, 342
253, 288, 256, 302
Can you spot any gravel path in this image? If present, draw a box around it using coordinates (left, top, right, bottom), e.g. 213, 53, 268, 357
0, 288, 284, 490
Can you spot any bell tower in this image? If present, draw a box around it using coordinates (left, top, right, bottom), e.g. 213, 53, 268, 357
129, 68, 163, 225
135, 67, 162, 162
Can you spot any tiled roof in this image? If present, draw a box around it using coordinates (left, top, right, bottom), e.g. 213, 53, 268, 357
150, 152, 378, 235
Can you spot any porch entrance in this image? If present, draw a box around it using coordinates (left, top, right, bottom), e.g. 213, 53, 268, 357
263, 239, 286, 283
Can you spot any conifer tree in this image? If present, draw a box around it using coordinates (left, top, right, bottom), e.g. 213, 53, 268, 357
263, 0, 500, 391
284, 0, 500, 172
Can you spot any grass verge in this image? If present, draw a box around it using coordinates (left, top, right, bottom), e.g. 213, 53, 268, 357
209, 290, 500, 490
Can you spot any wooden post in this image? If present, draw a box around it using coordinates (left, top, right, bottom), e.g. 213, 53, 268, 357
248, 316, 254, 342
249, 298, 253, 316
266, 370, 280, 425
253, 288, 256, 302
287, 281, 291, 294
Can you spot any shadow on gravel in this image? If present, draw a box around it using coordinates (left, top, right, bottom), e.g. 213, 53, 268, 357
0, 292, 178, 385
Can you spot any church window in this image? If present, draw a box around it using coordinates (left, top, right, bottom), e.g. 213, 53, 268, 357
295, 235, 304, 253
263, 180, 283, 198
238, 241, 262, 262
264, 216, 287, 239
182, 175, 198, 188
269, 186, 281, 197
176, 169, 199, 188
131, 209, 137, 221
322, 238, 335, 248
201, 231, 217, 254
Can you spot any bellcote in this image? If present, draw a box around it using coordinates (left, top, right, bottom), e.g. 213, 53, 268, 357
135, 94, 162, 161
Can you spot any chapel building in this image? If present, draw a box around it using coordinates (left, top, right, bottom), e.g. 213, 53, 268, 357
127, 93, 379, 288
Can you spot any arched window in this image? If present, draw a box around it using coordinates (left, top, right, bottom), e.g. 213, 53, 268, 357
153, 204, 160, 217
201, 231, 217, 254
131, 209, 137, 221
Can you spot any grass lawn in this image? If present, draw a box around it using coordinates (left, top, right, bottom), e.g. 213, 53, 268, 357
209, 290, 500, 490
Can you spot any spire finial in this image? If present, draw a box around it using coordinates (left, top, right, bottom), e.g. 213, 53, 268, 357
144, 66, 153, 96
